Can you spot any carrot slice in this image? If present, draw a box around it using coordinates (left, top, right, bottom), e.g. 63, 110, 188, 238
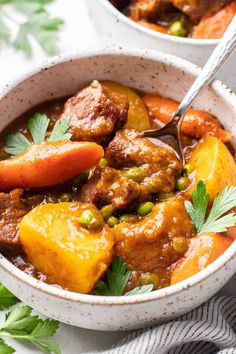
192, 2, 236, 39
171, 233, 233, 285
0, 141, 103, 190
143, 94, 231, 143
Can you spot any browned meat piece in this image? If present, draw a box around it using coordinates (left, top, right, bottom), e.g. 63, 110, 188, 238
172, 0, 230, 20
91, 167, 149, 209
106, 129, 181, 194
0, 189, 28, 255
61, 80, 128, 144
130, 0, 170, 21
79, 170, 101, 204
114, 197, 196, 273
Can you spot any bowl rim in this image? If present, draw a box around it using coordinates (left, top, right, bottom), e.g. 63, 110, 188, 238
98, 0, 219, 46
0, 47, 236, 306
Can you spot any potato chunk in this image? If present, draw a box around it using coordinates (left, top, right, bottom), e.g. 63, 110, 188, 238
189, 137, 236, 201
19, 203, 114, 293
102, 81, 151, 131
171, 233, 233, 285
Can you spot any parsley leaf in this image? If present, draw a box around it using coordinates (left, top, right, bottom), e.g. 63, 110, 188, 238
5, 114, 72, 156
0, 0, 63, 55
48, 117, 72, 142
125, 284, 154, 296
202, 186, 236, 232
185, 181, 236, 233
184, 180, 209, 232
28, 113, 50, 144
107, 257, 131, 296
0, 284, 19, 310
14, 12, 64, 56
0, 305, 60, 354
5, 132, 31, 156
96, 257, 154, 296
0, 338, 15, 354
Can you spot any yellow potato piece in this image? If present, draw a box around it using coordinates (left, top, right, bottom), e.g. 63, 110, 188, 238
102, 81, 151, 131
19, 203, 114, 294
189, 137, 236, 201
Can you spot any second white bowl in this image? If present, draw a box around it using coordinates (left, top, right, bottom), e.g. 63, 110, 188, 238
86, 0, 236, 90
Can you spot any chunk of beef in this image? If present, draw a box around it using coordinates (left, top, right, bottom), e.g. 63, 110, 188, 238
172, 0, 230, 20
129, 0, 170, 21
114, 197, 196, 273
0, 189, 28, 255
79, 170, 101, 204
92, 167, 149, 209
61, 80, 128, 144
106, 129, 181, 194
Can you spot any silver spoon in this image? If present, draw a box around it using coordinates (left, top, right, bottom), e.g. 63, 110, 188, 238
143, 16, 236, 165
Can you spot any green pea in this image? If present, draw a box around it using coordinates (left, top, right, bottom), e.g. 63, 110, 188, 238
59, 193, 73, 202
158, 192, 175, 201
125, 167, 143, 182
101, 205, 114, 220
172, 236, 189, 254
140, 273, 159, 287
119, 214, 138, 223
176, 176, 190, 191
183, 163, 194, 177
137, 201, 154, 216
72, 172, 89, 186
80, 209, 103, 230
99, 157, 108, 167
106, 216, 119, 228
169, 21, 187, 37
47, 195, 58, 204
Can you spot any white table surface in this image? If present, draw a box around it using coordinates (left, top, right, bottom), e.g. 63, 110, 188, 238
0, 1, 235, 353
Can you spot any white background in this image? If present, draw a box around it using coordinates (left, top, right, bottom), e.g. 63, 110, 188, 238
0, 0, 235, 353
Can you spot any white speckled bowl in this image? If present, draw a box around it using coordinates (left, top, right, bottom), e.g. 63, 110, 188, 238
86, 0, 236, 90
0, 48, 236, 331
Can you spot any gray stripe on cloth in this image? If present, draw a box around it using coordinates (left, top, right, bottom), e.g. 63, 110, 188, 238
86, 296, 236, 354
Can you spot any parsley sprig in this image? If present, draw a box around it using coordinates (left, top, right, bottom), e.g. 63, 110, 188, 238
96, 257, 154, 296
0, 0, 64, 55
5, 113, 72, 156
0, 284, 19, 311
0, 283, 60, 354
185, 181, 236, 233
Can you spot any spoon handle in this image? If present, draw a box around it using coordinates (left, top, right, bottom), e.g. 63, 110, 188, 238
175, 16, 236, 119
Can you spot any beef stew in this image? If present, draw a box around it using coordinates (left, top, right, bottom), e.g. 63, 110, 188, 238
1, 80, 236, 296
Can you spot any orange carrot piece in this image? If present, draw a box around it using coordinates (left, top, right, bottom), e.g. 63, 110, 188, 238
143, 94, 231, 143
192, 1, 236, 39
0, 141, 103, 190
171, 233, 233, 285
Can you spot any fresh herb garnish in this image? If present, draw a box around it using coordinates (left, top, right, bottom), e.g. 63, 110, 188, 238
0, 0, 64, 55
125, 284, 154, 296
0, 283, 60, 353
5, 113, 72, 156
0, 284, 19, 310
96, 257, 154, 296
185, 181, 236, 233
48, 117, 72, 143
0, 338, 14, 354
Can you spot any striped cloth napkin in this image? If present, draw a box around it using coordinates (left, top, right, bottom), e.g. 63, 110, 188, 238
90, 296, 236, 354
